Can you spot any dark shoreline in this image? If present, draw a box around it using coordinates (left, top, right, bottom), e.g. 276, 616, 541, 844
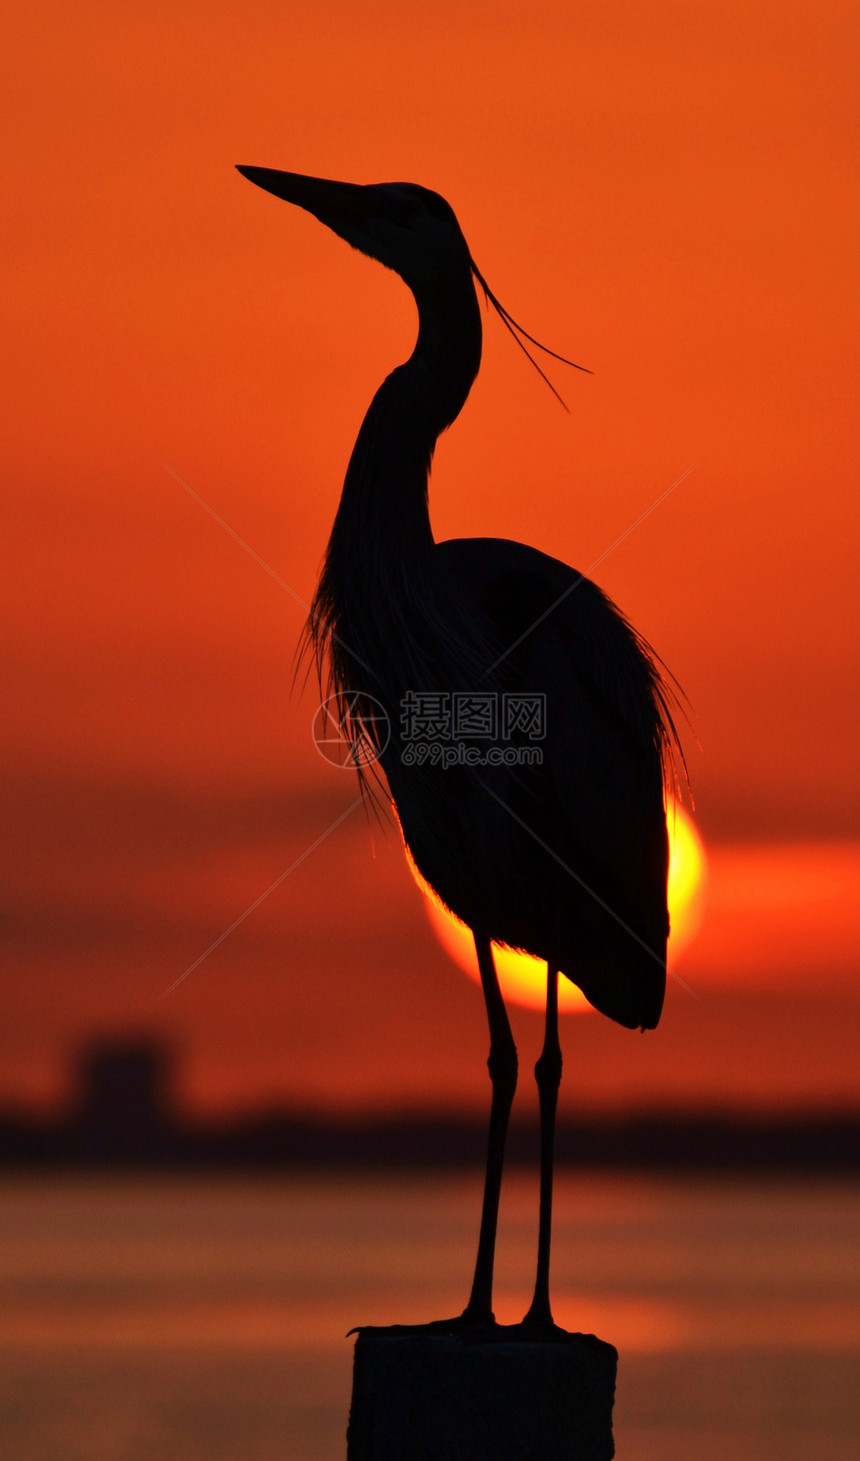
3, 1112, 858, 1172
3, 1042, 857, 1171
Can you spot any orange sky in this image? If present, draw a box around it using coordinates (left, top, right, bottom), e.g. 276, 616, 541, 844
3, 1, 858, 1116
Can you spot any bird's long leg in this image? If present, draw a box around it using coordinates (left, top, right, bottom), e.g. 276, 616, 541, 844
461, 934, 518, 1326
523, 957, 562, 1333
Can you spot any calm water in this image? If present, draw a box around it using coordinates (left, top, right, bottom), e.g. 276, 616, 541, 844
0, 1171, 857, 1459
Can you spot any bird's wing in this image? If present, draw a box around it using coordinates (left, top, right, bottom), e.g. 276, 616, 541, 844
435, 536, 675, 1029
435, 535, 677, 767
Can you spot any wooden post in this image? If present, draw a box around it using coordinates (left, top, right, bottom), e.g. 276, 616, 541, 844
347, 1326, 617, 1461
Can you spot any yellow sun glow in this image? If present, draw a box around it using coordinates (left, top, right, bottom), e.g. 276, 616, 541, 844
412, 804, 707, 1013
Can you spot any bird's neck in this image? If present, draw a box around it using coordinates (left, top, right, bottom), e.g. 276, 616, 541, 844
309, 265, 483, 703
331, 266, 482, 568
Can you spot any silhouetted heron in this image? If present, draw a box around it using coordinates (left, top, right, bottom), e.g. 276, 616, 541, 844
238, 167, 678, 1338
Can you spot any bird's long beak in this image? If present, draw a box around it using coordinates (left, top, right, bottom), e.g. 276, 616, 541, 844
236, 166, 370, 231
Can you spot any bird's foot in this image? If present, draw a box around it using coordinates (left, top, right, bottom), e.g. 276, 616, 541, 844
506, 1304, 571, 1343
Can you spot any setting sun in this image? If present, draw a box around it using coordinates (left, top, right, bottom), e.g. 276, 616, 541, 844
412, 805, 707, 1012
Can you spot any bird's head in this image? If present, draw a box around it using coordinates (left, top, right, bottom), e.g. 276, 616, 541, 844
237, 166, 589, 402
236, 167, 471, 297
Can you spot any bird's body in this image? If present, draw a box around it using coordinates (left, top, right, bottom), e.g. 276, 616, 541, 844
238, 166, 677, 1333
412, 538, 669, 1027
327, 525, 670, 1030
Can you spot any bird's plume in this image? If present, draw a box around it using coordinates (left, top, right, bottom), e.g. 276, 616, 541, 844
469, 259, 591, 411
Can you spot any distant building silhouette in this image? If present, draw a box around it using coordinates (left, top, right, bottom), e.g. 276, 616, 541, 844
73, 1038, 174, 1159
